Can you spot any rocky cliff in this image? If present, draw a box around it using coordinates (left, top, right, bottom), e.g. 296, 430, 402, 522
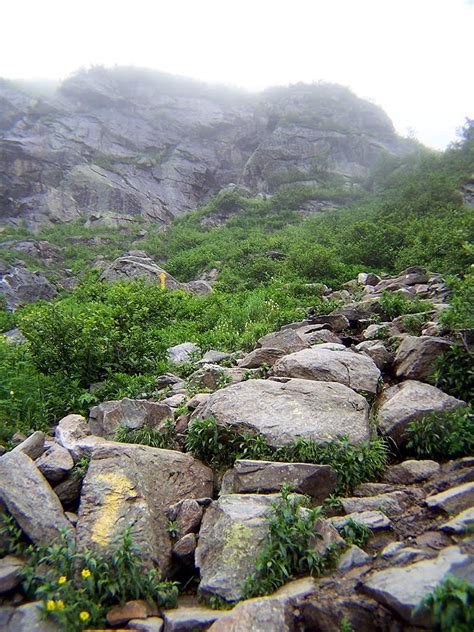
0, 67, 412, 229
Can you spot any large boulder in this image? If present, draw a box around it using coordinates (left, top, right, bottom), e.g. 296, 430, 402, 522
361, 545, 474, 627
256, 329, 309, 354
99, 252, 181, 287
394, 336, 452, 381
0, 450, 72, 546
167, 342, 201, 364
271, 348, 380, 395
35, 443, 74, 482
89, 398, 173, 439
76, 441, 213, 575
376, 380, 465, 445
221, 460, 337, 502
192, 379, 370, 447
238, 347, 286, 369
195, 494, 275, 601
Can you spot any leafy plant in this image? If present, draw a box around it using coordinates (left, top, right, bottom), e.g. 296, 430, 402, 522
432, 344, 474, 404
406, 407, 474, 459
0, 513, 28, 555
378, 291, 433, 321
21, 529, 178, 632
242, 487, 333, 599
336, 518, 373, 548
185, 417, 243, 469
417, 575, 474, 631
114, 419, 178, 450
71, 456, 91, 481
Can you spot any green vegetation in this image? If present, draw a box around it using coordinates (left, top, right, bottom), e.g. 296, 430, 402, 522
405, 407, 474, 459
242, 487, 332, 599
417, 575, 474, 632
186, 417, 388, 494
378, 291, 433, 321
15, 529, 178, 632
114, 419, 178, 449
336, 518, 373, 548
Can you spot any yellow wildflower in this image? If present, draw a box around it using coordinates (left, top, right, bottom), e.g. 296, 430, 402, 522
81, 568, 91, 579
46, 600, 56, 611
58, 576, 67, 584
79, 611, 90, 622
55, 600, 65, 610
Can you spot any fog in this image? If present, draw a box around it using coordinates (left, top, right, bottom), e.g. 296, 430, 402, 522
2, 0, 473, 149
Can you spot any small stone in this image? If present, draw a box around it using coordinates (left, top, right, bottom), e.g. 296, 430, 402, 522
0, 556, 24, 593
35, 443, 74, 482
127, 617, 164, 631
173, 533, 197, 566
330, 511, 391, 531
341, 491, 408, 517
11, 431, 45, 460
168, 499, 203, 536
162, 604, 224, 631
106, 599, 151, 626
425, 482, 474, 514
155, 373, 181, 388
257, 328, 309, 353
337, 545, 371, 571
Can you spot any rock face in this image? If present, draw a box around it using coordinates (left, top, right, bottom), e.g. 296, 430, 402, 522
0, 266, 57, 309
192, 378, 370, 446
271, 347, 381, 395
76, 442, 213, 575
195, 494, 275, 601
376, 380, 465, 445
361, 546, 474, 626
0, 69, 412, 229
0, 450, 72, 546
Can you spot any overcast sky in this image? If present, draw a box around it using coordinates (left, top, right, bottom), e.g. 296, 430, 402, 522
2, 0, 473, 149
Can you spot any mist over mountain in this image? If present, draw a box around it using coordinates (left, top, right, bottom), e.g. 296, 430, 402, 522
0, 66, 415, 229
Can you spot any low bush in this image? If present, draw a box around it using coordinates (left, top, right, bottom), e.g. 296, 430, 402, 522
405, 407, 474, 459
114, 419, 178, 450
242, 487, 331, 599
417, 575, 474, 632
378, 291, 433, 321
19, 529, 178, 632
432, 345, 474, 404
336, 518, 373, 548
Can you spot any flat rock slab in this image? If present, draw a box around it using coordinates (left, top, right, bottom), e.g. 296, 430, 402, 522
330, 511, 392, 531
337, 545, 371, 571
208, 597, 293, 632
192, 378, 370, 447
341, 491, 408, 517
128, 617, 164, 631
195, 494, 276, 602
440, 507, 474, 534
0, 450, 72, 546
425, 482, 474, 514
76, 441, 213, 575
271, 348, 380, 395
384, 460, 440, 485
162, 605, 224, 631
257, 329, 309, 353
376, 380, 465, 445
361, 545, 474, 626
220, 460, 337, 502
238, 347, 286, 368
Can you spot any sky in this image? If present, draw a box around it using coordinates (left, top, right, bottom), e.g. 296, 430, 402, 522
1, 0, 473, 149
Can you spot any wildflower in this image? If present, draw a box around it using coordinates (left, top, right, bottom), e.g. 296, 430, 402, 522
58, 576, 67, 584
46, 600, 56, 611
79, 611, 90, 622
9, 390, 14, 396
55, 600, 65, 610
81, 568, 91, 579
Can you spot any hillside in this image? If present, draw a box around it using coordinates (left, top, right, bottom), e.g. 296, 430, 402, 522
0, 71, 473, 632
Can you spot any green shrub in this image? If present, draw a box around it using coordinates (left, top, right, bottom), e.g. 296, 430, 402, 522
185, 417, 244, 469
432, 345, 474, 404
242, 487, 331, 599
378, 291, 433, 320
0, 297, 16, 333
336, 518, 373, 548
405, 407, 474, 459
20, 529, 178, 632
439, 272, 474, 331
417, 575, 474, 632
114, 419, 178, 450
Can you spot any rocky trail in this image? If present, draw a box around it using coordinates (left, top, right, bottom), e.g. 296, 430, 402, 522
0, 264, 473, 631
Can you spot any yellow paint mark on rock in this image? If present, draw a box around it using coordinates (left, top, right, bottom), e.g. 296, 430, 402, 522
223, 523, 255, 566
91, 472, 136, 547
